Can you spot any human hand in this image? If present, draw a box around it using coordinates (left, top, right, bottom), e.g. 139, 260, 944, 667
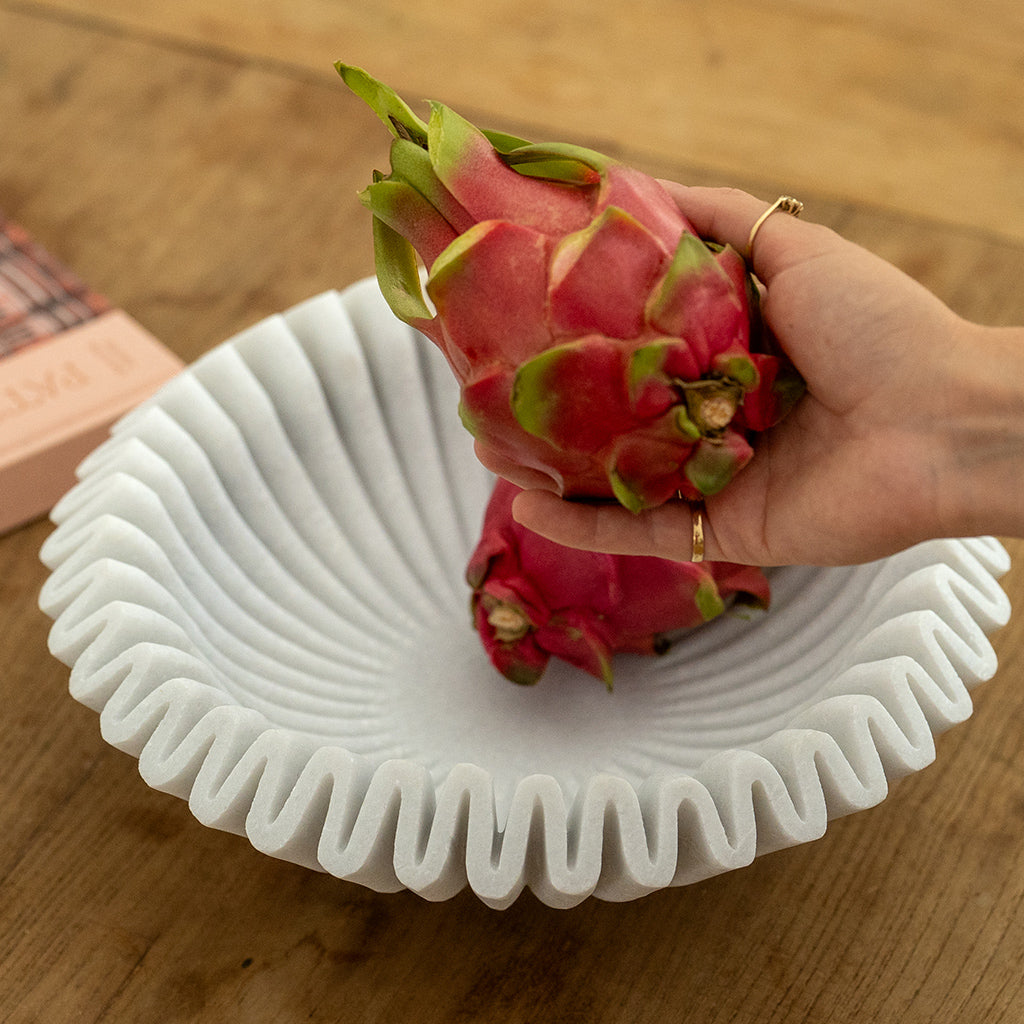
488, 184, 985, 566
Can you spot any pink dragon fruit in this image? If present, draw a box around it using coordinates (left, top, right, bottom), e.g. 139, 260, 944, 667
338, 64, 802, 510
467, 479, 771, 686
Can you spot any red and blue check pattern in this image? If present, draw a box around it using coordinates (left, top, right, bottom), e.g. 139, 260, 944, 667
0, 213, 110, 358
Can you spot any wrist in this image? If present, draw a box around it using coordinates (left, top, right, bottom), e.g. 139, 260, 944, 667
935, 321, 1024, 540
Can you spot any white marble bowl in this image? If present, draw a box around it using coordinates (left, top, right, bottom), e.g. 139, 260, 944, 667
38, 279, 1011, 908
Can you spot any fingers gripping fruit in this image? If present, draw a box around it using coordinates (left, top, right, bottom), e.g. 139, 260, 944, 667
338, 64, 803, 510
467, 480, 771, 686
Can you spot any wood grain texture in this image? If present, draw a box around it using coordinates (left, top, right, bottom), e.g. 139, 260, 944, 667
1, 2, 1023, 1022
14, 0, 1024, 242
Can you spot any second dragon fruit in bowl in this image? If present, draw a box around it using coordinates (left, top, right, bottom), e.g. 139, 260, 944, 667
467, 478, 771, 686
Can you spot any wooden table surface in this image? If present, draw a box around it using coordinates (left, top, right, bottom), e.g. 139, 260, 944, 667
2, 2, 1023, 1021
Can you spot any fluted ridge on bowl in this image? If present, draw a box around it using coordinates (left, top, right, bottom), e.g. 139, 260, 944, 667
38, 280, 1011, 908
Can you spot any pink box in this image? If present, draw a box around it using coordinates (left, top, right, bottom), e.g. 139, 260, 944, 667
0, 215, 184, 534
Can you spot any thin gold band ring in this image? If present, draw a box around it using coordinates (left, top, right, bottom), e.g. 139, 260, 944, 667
746, 195, 804, 259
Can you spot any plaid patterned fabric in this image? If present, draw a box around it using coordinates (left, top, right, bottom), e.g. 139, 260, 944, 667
0, 213, 110, 358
